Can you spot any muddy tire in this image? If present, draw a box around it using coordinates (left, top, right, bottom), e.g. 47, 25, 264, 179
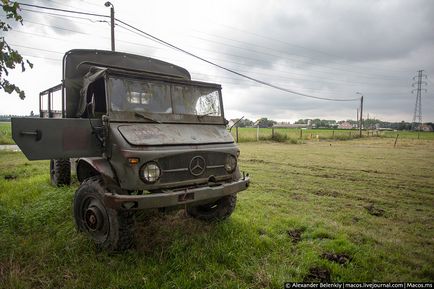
73, 176, 134, 251
50, 159, 71, 186
186, 194, 237, 221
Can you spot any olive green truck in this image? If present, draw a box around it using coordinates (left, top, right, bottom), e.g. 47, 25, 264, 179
12, 49, 250, 251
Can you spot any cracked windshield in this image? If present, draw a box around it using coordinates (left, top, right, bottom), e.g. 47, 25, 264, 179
108, 77, 221, 117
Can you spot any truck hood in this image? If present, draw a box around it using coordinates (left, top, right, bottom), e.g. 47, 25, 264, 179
117, 123, 234, 146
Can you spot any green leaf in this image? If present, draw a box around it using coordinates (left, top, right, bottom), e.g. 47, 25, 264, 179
0, 0, 30, 99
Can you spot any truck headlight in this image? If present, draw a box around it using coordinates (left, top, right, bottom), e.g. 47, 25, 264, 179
140, 162, 161, 183
225, 155, 237, 173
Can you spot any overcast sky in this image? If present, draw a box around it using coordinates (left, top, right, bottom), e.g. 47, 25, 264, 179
1, 0, 433, 122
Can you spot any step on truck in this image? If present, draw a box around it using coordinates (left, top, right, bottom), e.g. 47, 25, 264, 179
12, 49, 250, 251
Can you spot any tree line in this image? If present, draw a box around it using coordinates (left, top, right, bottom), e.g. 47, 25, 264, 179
232, 117, 434, 130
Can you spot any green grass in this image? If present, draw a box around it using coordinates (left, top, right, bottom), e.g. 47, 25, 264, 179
1, 138, 434, 288
0, 122, 13, 145
380, 130, 434, 140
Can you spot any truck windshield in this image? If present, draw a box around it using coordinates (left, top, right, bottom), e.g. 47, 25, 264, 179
108, 77, 221, 117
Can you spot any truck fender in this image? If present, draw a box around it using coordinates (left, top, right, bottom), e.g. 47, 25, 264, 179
76, 158, 116, 184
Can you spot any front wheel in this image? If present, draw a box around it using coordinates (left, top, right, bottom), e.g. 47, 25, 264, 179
73, 176, 134, 251
186, 194, 237, 221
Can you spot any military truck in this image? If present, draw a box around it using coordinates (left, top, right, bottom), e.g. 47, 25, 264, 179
12, 49, 250, 251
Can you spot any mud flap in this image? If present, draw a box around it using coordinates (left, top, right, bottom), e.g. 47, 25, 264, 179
12, 118, 103, 160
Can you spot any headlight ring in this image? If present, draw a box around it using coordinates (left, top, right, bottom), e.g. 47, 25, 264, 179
140, 161, 161, 183
225, 155, 237, 173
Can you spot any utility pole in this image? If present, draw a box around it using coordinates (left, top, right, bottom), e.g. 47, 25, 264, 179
105, 2, 115, 51
411, 70, 427, 130
356, 92, 364, 137
356, 108, 359, 128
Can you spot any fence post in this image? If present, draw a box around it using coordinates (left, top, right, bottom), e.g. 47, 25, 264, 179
394, 134, 399, 148
418, 132, 420, 139
272, 127, 274, 139
332, 130, 335, 138
236, 126, 239, 143
257, 125, 259, 141
349, 131, 352, 138
300, 129, 303, 139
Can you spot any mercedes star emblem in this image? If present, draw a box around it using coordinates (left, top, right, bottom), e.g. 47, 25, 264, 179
189, 156, 206, 176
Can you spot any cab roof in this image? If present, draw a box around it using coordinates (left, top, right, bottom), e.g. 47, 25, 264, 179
63, 49, 192, 117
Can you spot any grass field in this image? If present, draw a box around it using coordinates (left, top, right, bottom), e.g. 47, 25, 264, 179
0, 138, 433, 288
0, 122, 13, 145
1, 122, 433, 145
230, 127, 434, 142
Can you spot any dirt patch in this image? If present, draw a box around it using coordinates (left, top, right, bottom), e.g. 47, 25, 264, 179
134, 210, 213, 254
365, 203, 385, 217
320, 174, 333, 178
313, 189, 340, 197
245, 158, 269, 164
352, 216, 361, 223
291, 193, 308, 201
4, 174, 16, 180
322, 252, 352, 264
287, 228, 305, 243
258, 228, 266, 236
303, 266, 331, 282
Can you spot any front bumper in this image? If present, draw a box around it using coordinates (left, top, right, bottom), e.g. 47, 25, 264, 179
104, 176, 250, 210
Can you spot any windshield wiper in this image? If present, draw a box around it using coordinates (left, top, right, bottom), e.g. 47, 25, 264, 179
134, 112, 161, 124
196, 112, 215, 119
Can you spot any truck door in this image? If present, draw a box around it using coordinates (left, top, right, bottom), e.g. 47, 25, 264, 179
12, 118, 103, 160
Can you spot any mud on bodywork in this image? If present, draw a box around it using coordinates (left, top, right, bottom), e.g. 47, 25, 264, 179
107, 122, 241, 191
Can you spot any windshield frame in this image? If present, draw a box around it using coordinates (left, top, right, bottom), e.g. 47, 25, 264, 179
105, 71, 225, 125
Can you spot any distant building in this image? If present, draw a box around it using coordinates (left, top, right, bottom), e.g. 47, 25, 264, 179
273, 122, 310, 129
227, 119, 239, 128
420, 124, 433, 132
338, 121, 354, 129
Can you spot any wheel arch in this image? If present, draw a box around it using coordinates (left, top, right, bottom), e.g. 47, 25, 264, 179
76, 158, 117, 184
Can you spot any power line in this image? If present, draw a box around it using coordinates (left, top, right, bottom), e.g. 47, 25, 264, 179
17, 7, 408, 88
16, 47, 410, 97
14, 41, 406, 96
211, 22, 412, 74
10, 21, 411, 96
21, 7, 107, 23
115, 23, 406, 87
184, 31, 406, 80
115, 19, 359, 102
14, 2, 360, 102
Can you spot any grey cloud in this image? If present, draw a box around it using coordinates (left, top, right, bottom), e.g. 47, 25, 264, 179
209, 0, 434, 121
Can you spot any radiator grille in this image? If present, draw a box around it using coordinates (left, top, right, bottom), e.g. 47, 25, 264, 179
157, 151, 228, 183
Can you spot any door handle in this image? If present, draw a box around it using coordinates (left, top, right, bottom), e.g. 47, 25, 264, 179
20, 130, 42, 141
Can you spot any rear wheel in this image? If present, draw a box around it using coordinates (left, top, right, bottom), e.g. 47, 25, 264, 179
186, 194, 237, 221
50, 159, 71, 186
73, 176, 134, 251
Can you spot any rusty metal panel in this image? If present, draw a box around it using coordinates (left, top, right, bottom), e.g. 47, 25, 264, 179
12, 118, 103, 160
117, 124, 233, 146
